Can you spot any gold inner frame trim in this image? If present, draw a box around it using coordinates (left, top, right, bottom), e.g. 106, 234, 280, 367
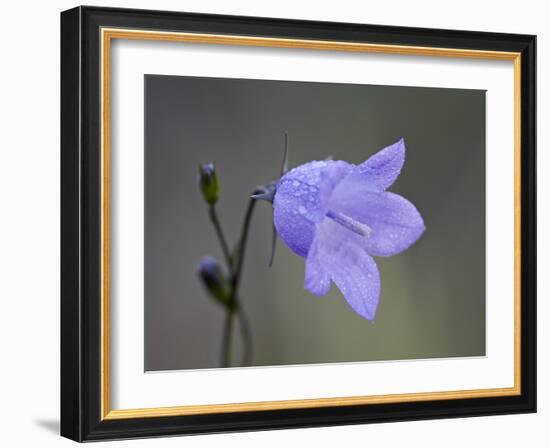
100, 27, 522, 421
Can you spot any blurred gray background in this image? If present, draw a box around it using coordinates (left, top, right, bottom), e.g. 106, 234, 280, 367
144, 75, 486, 371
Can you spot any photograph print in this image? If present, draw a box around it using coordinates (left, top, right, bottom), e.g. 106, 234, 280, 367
144, 75, 486, 371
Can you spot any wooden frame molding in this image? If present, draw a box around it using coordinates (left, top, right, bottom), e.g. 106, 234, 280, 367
100, 27, 522, 421
61, 7, 536, 441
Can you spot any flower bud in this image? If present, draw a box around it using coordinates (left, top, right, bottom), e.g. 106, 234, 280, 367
197, 256, 231, 307
198, 163, 219, 205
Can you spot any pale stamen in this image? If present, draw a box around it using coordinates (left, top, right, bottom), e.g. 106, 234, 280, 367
326, 209, 372, 237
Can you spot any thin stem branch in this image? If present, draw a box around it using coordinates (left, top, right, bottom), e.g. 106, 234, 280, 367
237, 303, 253, 366
233, 198, 257, 291
213, 198, 258, 368
208, 205, 232, 268
220, 310, 234, 367
226, 198, 257, 367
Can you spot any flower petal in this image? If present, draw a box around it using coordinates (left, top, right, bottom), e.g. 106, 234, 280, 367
313, 219, 381, 320
319, 161, 354, 210
358, 138, 405, 191
273, 160, 352, 257
304, 235, 331, 296
330, 174, 425, 257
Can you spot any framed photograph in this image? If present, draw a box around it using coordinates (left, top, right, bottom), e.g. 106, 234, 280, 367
60, 6, 536, 442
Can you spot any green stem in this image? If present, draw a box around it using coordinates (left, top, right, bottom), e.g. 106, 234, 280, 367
221, 310, 234, 367
208, 205, 232, 268
231, 199, 257, 367
237, 305, 253, 366
214, 198, 258, 368
233, 198, 257, 290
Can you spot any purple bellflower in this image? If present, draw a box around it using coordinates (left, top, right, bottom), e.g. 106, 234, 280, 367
272, 138, 425, 320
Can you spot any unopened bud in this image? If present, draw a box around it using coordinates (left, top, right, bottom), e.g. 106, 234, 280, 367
197, 256, 231, 307
198, 163, 219, 205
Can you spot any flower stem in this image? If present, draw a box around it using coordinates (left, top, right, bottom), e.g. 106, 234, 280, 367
237, 304, 253, 366
233, 198, 257, 291
230, 198, 257, 367
221, 310, 234, 367
214, 198, 257, 368
208, 205, 232, 269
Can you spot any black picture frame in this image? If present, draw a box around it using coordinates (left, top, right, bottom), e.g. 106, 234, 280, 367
61, 5, 536, 442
